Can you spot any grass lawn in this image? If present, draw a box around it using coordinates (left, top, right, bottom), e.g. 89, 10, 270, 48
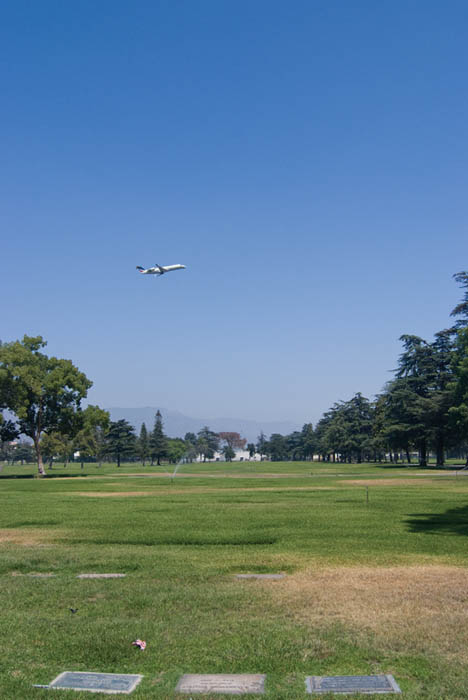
1, 461, 468, 698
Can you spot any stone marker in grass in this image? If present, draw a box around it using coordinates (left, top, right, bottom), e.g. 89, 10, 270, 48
305, 675, 401, 694
235, 574, 284, 580
41, 671, 143, 694
175, 674, 266, 694
77, 573, 126, 579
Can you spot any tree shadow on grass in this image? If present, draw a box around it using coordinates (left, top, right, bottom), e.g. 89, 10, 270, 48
0, 473, 88, 479
407, 505, 468, 536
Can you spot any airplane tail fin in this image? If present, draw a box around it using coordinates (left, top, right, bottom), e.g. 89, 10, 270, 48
136, 266, 144, 271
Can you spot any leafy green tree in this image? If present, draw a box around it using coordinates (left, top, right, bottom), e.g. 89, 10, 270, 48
56, 432, 74, 467
196, 426, 219, 461
41, 431, 64, 467
183, 433, 198, 463
314, 412, 334, 461
247, 442, 256, 458
394, 333, 455, 466
0, 336, 92, 476
256, 431, 268, 460
166, 437, 186, 464
300, 423, 316, 460
316, 394, 373, 463
285, 431, 303, 460
448, 327, 468, 463
106, 419, 137, 467
222, 444, 235, 461
0, 414, 19, 451
12, 442, 35, 464
267, 433, 287, 461
74, 405, 110, 468
150, 410, 168, 466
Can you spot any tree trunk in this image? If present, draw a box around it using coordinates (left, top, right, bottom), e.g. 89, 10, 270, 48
405, 448, 411, 464
435, 433, 445, 467
33, 437, 46, 477
419, 439, 427, 467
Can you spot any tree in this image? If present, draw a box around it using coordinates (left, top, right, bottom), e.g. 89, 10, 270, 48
315, 395, 373, 463
0, 413, 19, 455
184, 433, 198, 463
450, 271, 468, 330
256, 431, 268, 460
41, 431, 64, 467
380, 332, 456, 466
150, 410, 168, 466
267, 433, 287, 461
0, 336, 92, 476
196, 426, 219, 461
106, 419, 136, 467
285, 431, 303, 460
398, 333, 455, 466
218, 432, 246, 457
247, 442, 256, 458
12, 442, 35, 464
74, 405, 110, 469
56, 432, 74, 467
448, 328, 468, 463
222, 445, 235, 461
166, 437, 187, 464
301, 423, 316, 461
137, 422, 150, 466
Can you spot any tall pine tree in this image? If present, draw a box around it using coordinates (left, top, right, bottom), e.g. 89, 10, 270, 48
138, 422, 149, 466
150, 411, 168, 466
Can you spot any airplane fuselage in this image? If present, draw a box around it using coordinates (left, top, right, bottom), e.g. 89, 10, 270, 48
137, 264, 186, 275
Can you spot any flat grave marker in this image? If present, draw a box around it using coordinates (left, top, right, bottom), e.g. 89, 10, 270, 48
77, 573, 126, 579
305, 675, 401, 694
235, 574, 285, 580
45, 671, 142, 694
175, 673, 266, 695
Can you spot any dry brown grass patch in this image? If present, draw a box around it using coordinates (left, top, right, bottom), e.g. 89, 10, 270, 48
341, 478, 438, 487
71, 486, 338, 497
0, 528, 59, 546
75, 491, 156, 497
272, 565, 468, 662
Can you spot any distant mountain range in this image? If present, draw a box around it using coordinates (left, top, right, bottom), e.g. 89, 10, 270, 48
106, 407, 300, 442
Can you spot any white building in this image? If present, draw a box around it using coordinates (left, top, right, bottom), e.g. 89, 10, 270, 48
196, 449, 262, 462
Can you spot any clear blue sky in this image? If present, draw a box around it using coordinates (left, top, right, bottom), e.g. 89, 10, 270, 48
2, 1, 467, 426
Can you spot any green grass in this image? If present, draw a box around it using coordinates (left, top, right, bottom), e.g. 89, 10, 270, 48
1, 462, 468, 697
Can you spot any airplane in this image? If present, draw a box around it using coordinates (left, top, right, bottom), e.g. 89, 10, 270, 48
136, 263, 186, 276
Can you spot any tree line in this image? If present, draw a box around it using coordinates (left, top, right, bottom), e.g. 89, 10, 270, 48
257, 272, 468, 466
2, 273, 468, 473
